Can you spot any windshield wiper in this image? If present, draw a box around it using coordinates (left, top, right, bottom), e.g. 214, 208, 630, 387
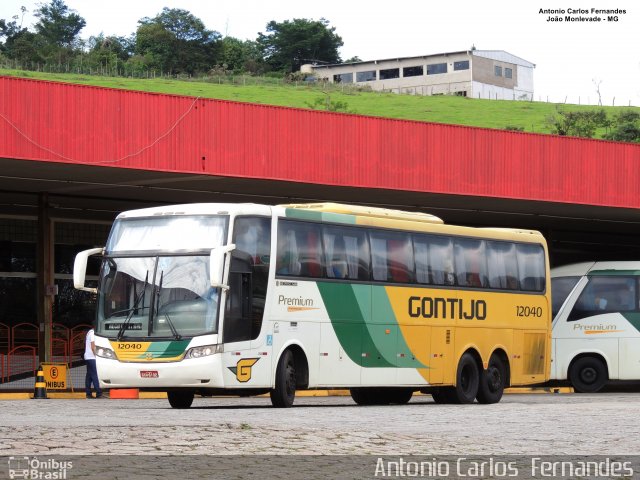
117, 271, 148, 341
162, 312, 182, 340
152, 270, 182, 340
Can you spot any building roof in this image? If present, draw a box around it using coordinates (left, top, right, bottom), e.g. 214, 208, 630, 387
307, 50, 534, 69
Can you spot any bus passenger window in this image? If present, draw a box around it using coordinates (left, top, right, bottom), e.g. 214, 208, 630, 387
323, 226, 370, 281
370, 230, 414, 283
516, 244, 546, 292
486, 241, 519, 290
276, 221, 323, 278
325, 234, 348, 278
454, 238, 488, 288
422, 236, 455, 285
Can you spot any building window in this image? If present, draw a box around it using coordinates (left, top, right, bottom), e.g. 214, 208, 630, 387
426, 63, 447, 75
379, 68, 400, 80
356, 70, 377, 82
333, 73, 353, 84
403, 66, 423, 77
495, 65, 502, 77
454, 61, 469, 71
505, 67, 513, 79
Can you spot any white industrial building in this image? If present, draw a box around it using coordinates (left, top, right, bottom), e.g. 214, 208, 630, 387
301, 50, 535, 101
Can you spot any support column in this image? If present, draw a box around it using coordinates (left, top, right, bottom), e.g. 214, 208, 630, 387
37, 193, 54, 364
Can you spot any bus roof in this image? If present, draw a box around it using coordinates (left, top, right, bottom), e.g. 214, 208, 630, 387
280, 202, 444, 224
115, 203, 272, 219
552, 261, 640, 277
279, 203, 546, 245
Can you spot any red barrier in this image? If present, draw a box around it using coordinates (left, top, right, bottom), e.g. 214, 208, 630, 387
51, 337, 68, 365
0, 322, 9, 355
69, 331, 88, 364
11, 322, 38, 351
7, 345, 36, 379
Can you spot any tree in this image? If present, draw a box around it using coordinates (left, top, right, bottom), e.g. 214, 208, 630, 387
219, 36, 264, 73
33, 0, 85, 48
0, 6, 43, 63
135, 8, 221, 75
603, 111, 640, 143
82, 34, 133, 72
257, 18, 343, 73
547, 109, 609, 138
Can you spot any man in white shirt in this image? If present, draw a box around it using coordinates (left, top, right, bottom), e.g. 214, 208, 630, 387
84, 328, 103, 399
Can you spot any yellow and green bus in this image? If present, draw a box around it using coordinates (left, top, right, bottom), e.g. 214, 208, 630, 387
74, 202, 551, 408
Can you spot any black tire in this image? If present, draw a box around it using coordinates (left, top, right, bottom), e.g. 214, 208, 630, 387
569, 356, 608, 393
350, 388, 373, 405
431, 387, 458, 405
477, 354, 507, 404
270, 350, 296, 407
450, 353, 480, 404
386, 388, 413, 405
431, 387, 454, 404
167, 390, 194, 409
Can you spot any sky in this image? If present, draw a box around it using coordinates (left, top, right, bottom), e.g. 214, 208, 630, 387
1, 0, 638, 106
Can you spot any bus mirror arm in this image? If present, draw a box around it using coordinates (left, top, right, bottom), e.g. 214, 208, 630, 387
73, 247, 104, 293
210, 244, 236, 289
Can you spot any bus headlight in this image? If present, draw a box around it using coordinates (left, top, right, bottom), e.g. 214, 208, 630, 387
185, 344, 223, 359
96, 347, 117, 359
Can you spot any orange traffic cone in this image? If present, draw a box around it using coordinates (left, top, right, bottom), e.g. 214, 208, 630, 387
33, 365, 48, 399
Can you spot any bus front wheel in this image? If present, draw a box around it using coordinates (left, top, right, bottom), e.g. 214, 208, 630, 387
270, 350, 296, 408
477, 355, 507, 404
168, 390, 194, 409
451, 353, 480, 404
569, 356, 608, 393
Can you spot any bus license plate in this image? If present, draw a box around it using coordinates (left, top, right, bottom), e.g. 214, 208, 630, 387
140, 371, 159, 378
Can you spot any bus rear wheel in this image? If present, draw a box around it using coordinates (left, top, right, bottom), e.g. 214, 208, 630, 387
451, 353, 480, 404
270, 350, 296, 408
477, 355, 507, 404
569, 356, 608, 393
168, 390, 194, 409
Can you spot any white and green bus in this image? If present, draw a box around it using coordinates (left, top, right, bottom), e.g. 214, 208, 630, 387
74, 202, 551, 408
551, 261, 640, 392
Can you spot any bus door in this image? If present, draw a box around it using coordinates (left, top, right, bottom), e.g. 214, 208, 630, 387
221, 217, 272, 388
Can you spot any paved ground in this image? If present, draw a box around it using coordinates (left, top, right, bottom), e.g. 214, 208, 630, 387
1, 392, 639, 456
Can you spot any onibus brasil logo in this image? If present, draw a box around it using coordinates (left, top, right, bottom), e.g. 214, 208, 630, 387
8, 457, 72, 479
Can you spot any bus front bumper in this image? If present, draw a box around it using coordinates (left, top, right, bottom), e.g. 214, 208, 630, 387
96, 355, 224, 389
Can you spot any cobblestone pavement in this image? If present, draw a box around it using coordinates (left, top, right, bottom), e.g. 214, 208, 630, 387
1, 393, 639, 457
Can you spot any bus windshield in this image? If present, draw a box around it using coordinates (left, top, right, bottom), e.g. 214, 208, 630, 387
97, 215, 228, 339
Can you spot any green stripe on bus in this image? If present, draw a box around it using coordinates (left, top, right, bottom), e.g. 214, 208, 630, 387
621, 313, 640, 333
136, 340, 190, 359
371, 286, 426, 368
589, 270, 640, 276
285, 208, 357, 225
317, 282, 394, 367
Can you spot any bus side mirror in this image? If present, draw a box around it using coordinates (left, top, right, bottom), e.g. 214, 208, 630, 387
73, 247, 104, 293
210, 244, 236, 289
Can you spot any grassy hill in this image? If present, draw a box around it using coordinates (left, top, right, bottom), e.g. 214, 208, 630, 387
2, 68, 637, 138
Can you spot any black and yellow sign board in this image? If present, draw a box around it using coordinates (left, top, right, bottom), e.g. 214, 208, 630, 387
42, 363, 68, 390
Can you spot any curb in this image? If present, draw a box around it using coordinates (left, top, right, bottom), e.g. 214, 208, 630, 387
0, 387, 573, 400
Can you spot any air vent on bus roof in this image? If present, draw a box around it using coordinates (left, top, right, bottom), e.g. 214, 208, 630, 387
280, 202, 443, 224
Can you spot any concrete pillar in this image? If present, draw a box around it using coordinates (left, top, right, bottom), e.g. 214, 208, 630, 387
37, 193, 54, 364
